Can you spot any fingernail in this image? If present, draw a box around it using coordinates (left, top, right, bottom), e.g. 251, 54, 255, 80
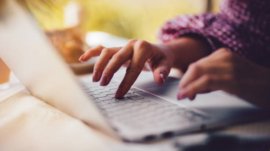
100, 75, 111, 86
177, 88, 188, 100
79, 55, 85, 62
189, 95, 196, 101
177, 92, 186, 100
78, 57, 83, 62
160, 73, 166, 84
115, 89, 124, 99
115, 83, 128, 99
93, 71, 101, 82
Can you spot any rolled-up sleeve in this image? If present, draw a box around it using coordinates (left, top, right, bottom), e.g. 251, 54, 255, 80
158, 13, 222, 52
158, 0, 270, 67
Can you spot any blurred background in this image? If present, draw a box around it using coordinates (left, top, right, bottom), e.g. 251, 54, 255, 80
14, 0, 222, 75
23, 0, 222, 42
0, 0, 223, 86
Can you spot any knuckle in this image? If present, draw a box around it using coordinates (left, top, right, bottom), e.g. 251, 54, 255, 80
221, 49, 234, 60
97, 45, 104, 49
135, 40, 150, 52
217, 48, 233, 59
128, 39, 137, 44
189, 63, 201, 73
101, 48, 111, 55
219, 48, 230, 54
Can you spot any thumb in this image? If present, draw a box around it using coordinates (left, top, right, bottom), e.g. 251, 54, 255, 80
152, 62, 171, 85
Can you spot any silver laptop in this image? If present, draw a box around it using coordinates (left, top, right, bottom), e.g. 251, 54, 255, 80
0, 0, 268, 142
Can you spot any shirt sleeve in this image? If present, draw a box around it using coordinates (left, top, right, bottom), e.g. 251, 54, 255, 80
158, 0, 270, 67
158, 13, 223, 52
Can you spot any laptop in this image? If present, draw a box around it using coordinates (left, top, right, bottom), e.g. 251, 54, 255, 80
0, 0, 268, 142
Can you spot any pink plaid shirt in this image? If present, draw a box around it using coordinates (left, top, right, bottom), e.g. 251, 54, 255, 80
159, 0, 270, 67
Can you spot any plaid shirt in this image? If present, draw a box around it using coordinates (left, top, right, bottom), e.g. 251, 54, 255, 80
159, 0, 270, 67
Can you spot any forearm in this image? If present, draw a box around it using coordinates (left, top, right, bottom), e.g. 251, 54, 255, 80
159, 2, 270, 68
161, 36, 211, 71
158, 13, 221, 71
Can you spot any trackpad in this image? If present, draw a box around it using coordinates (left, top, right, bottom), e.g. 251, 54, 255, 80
134, 76, 180, 101
116, 70, 256, 110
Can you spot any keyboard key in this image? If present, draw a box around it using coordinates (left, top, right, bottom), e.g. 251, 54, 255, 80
80, 78, 208, 140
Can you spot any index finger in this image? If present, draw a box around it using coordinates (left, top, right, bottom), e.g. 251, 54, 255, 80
115, 66, 143, 99
79, 45, 104, 62
80, 46, 121, 62
115, 41, 152, 98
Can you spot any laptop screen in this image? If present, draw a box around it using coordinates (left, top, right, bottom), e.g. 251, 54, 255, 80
0, 0, 114, 136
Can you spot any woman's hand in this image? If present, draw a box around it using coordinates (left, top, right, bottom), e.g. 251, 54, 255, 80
79, 40, 175, 99
178, 48, 270, 108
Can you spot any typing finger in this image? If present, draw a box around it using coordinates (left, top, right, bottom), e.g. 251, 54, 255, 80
115, 40, 153, 98
178, 73, 232, 100
79, 45, 104, 62
178, 75, 213, 100
93, 48, 118, 82
100, 42, 134, 86
179, 63, 204, 89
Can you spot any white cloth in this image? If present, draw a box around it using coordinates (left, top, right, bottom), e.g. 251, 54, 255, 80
0, 92, 116, 151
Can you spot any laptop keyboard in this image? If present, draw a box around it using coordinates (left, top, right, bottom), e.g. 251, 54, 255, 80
80, 78, 208, 141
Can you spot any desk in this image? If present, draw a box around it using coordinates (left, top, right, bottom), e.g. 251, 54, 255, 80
0, 75, 269, 151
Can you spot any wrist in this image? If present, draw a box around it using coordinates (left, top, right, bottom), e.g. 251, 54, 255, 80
161, 36, 211, 71
154, 43, 176, 67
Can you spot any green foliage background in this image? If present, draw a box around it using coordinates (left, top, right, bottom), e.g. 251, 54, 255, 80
27, 0, 221, 42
